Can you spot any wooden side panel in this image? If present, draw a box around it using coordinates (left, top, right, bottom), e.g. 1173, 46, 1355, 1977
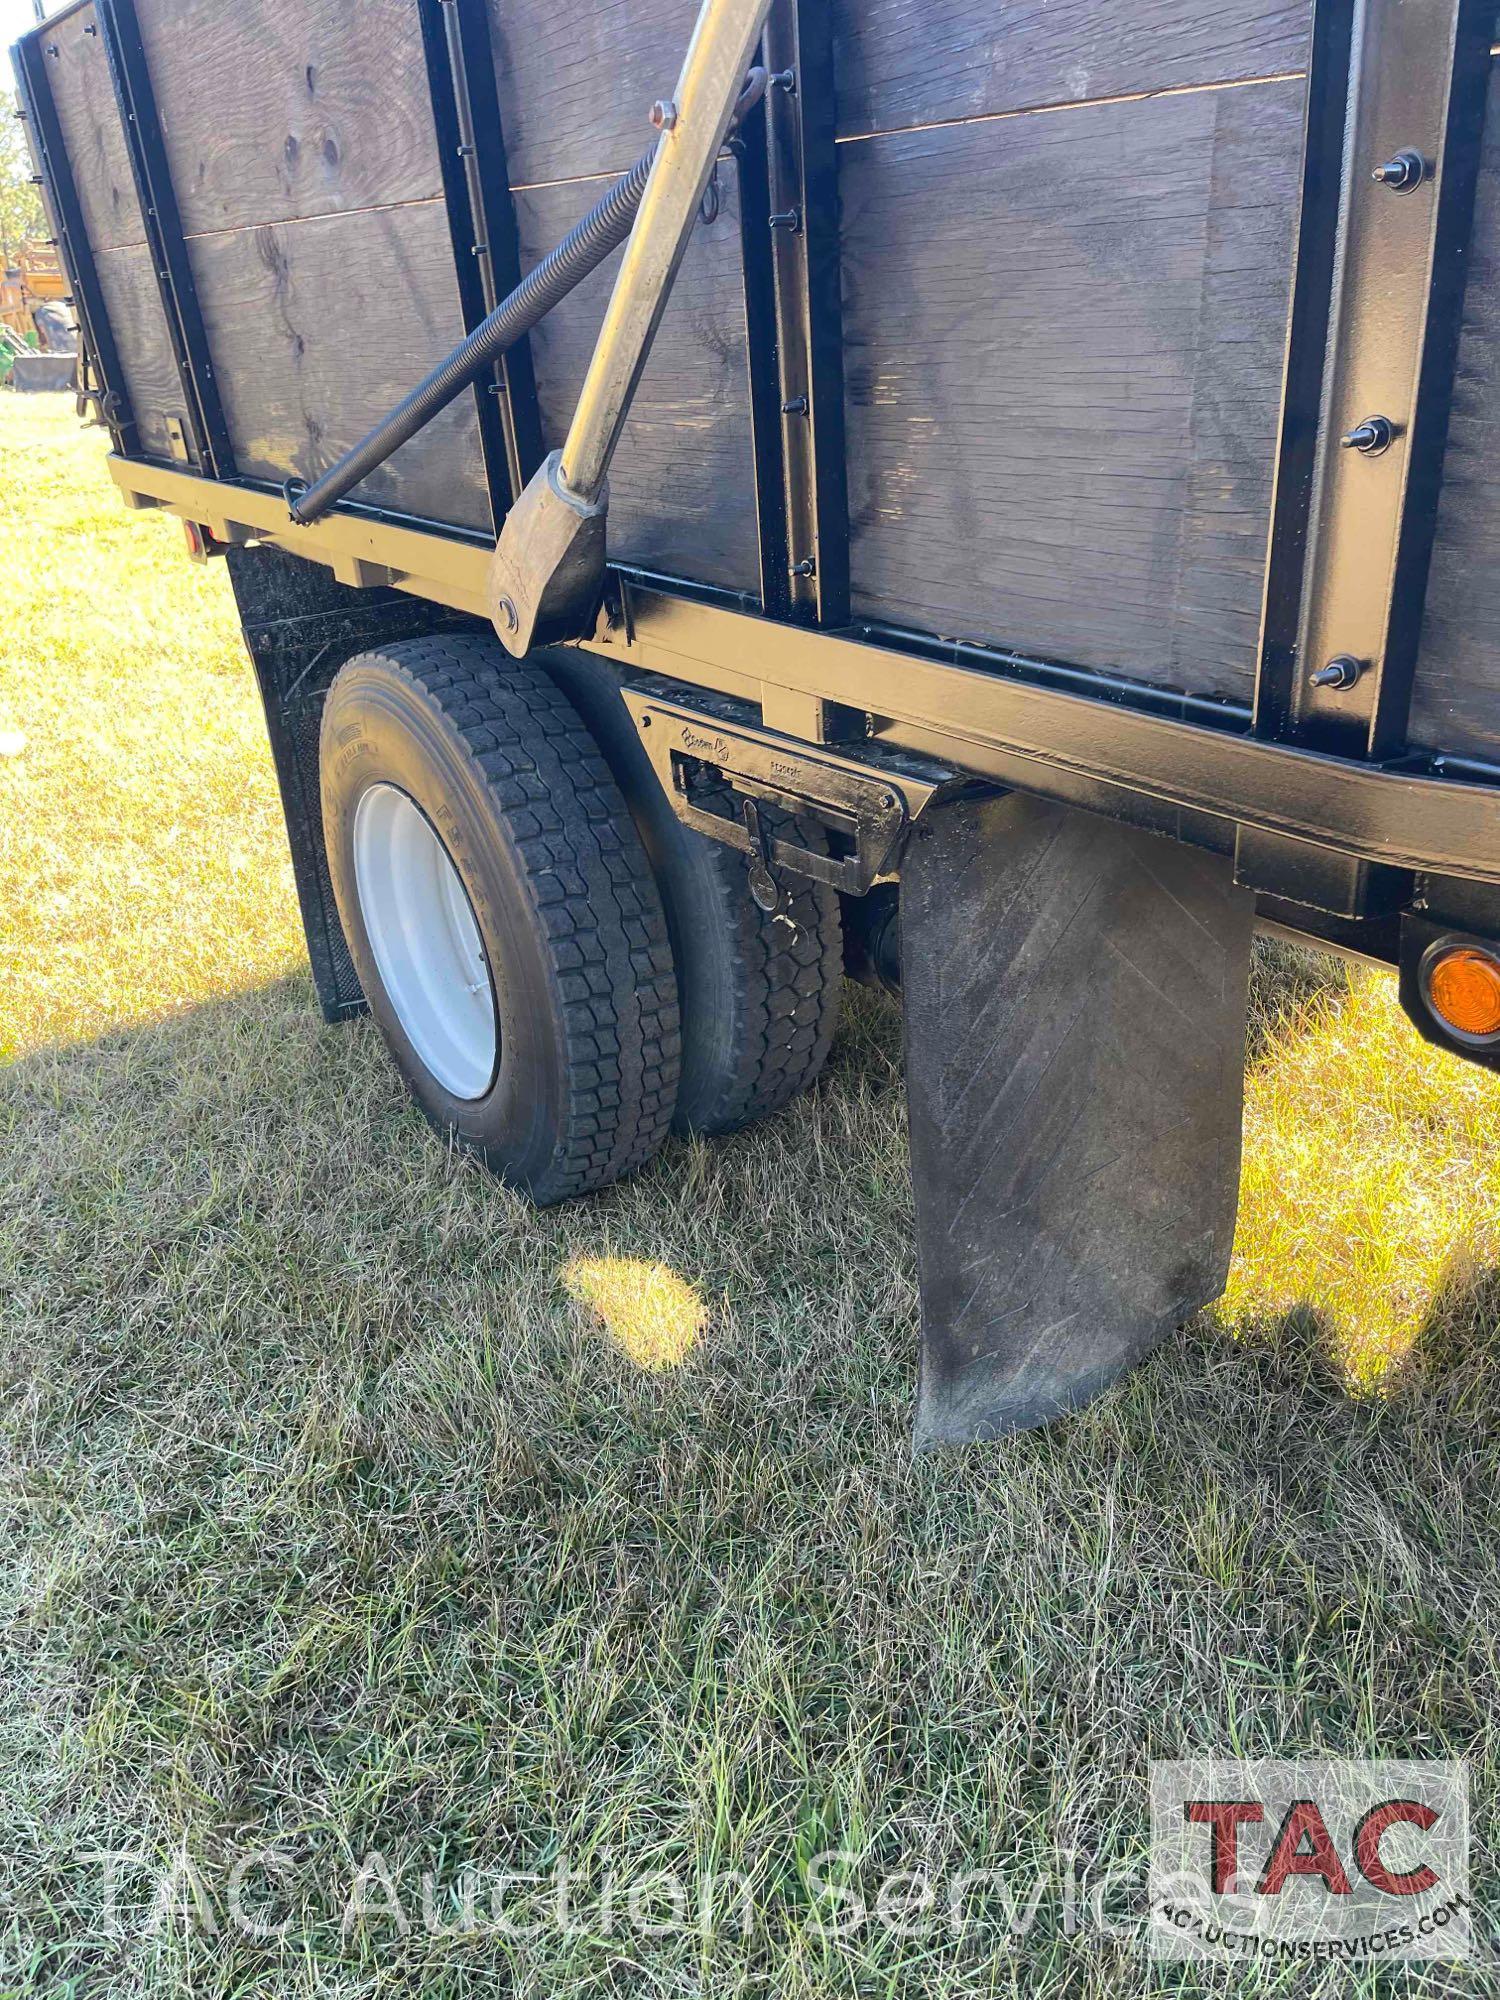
93, 243, 183, 458
488, 0, 696, 186
841, 81, 1304, 699
515, 170, 759, 592
187, 202, 491, 532
134, 0, 442, 238
486, 0, 1310, 185
834, 0, 1311, 139
1412, 62, 1500, 761
44, 3, 142, 254
43, 3, 184, 461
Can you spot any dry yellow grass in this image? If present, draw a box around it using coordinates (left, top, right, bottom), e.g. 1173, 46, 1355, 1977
0, 398, 304, 1057
3, 394, 1500, 1998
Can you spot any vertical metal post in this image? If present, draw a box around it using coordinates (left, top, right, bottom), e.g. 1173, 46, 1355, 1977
420, 0, 523, 532
761, 0, 850, 627
94, 0, 236, 477
1255, 0, 1494, 760
12, 33, 139, 458
1254, 0, 1357, 747
734, 91, 792, 615
446, 0, 544, 497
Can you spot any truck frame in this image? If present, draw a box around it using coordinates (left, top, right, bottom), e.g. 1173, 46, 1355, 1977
14, 0, 1500, 1443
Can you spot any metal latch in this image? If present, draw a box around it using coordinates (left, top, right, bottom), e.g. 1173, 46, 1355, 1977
621, 682, 963, 896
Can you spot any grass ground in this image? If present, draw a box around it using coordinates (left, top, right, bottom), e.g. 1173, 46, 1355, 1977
2, 395, 1500, 1997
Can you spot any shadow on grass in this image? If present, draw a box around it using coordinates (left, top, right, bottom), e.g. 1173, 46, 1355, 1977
0, 957, 1475, 1459
4, 971, 1498, 2000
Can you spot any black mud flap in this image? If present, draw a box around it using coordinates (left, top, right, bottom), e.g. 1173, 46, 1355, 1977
901, 794, 1254, 1445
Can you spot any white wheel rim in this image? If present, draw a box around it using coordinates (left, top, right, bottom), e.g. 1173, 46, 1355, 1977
352, 783, 498, 1100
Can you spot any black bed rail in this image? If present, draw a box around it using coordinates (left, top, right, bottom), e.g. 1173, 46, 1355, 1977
11, 30, 137, 456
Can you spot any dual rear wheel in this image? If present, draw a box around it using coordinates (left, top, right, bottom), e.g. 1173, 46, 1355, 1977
319, 633, 843, 1203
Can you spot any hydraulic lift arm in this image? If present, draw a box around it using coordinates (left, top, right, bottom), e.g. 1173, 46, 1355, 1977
487, 0, 774, 654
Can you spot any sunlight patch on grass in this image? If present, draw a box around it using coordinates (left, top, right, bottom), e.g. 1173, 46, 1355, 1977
562, 1253, 708, 1371
1222, 954, 1500, 1391
0, 398, 305, 1059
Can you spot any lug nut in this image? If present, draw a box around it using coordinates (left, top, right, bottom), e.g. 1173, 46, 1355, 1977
649, 99, 678, 131
1371, 148, 1427, 192
1311, 655, 1364, 691
1341, 415, 1395, 456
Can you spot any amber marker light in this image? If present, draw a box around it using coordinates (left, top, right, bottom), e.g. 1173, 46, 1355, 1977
1421, 942, 1500, 1045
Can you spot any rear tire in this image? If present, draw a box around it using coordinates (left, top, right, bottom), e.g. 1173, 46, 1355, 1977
537, 651, 844, 1135
320, 635, 680, 1204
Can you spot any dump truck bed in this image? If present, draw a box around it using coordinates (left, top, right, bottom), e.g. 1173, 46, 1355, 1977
18, 0, 1500, 1440
14, 0, 1500, 963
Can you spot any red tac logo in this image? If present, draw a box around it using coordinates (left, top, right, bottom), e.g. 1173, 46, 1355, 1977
1185, 1797, 1441, 1899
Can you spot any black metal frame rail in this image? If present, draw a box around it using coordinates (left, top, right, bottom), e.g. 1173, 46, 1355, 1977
11, 30, 138, 457
94, 450, 1500, 904
94, 0, 235, 477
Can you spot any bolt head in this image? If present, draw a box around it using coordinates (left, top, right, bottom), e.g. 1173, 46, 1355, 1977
1311, 654, 1364, 692
1341, 415, 1395, 456
649, 99, 678, 132
1371, 149, 1427, 192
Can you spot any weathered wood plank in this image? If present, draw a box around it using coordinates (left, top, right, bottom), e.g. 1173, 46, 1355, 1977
1412, 62, 1500, 761
834, 0, 1311, 140
45, 3, 146, 253
488, 0, 695, 188
135, 0, 442, 238
487, 0, 1311, 187
841, 81, 1304, 700
93, 241, 184, 459
515, 168, 758, 593
44, 8, 186, 462
187, 201, 491, 533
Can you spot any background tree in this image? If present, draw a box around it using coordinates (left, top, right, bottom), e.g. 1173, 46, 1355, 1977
0, 92, 45, 262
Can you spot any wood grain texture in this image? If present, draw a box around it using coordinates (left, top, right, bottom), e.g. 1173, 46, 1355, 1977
515, 170, 759, 593
833, 0, 1311, 139
841, 81, 1304, 700
135, 0, 442, 237
93, 242, 184, 459
188, 200, 491, 532
487, 0, 1312, 186
44, 11, 186, 461
1412, 61, 1500, 761
44, 4, 145, 253
488, 0, 697, 187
